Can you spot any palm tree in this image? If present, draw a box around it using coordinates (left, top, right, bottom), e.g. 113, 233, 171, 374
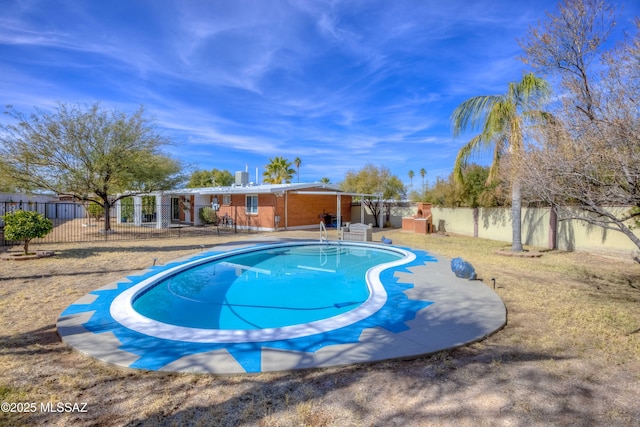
451, 72, 550, 252
408, 170, 415, 190
262, 156, 296, 184
294, 157, 302, 182
319, 177, 331, 184
419, 168, 426, 192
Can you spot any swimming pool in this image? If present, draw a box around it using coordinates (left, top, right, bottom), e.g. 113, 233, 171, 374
58, 239, 507, 374
111, 242, 415, 343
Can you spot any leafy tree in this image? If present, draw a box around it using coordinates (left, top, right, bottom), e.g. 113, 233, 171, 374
341, 164, 405, 227
263, 156, 295, 184
408, 185, 429, 203
518, 0, 640, 254
0, 165, 17, 192
186, 168, 233, 188
422, 175, 460, 207
2, 210, 53, 255
0, 103, 184, 232
294, 157, 302, 183
459, 164, 501, 208
451, 72, 550, 252
419, 165, 500, 208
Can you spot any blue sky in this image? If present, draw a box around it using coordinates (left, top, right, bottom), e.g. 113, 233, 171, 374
2, 0, 638, 188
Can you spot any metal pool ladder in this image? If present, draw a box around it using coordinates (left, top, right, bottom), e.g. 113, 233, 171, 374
320, 221, 328, 243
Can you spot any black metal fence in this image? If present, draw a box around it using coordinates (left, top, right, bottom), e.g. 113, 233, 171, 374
0, 202, 237, 246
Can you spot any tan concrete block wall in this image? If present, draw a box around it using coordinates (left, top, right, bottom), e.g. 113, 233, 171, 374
431, 207, 549, 247
431, 208, 474, 236
431, 206, 639, 257
476, 207, 548, 247
556, 207, 639, 254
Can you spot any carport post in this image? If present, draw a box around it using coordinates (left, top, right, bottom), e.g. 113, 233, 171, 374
336, 194, 341, 229
133, 195, 142, 226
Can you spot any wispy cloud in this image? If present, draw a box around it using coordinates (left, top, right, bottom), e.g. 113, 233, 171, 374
3, 0, 637, 184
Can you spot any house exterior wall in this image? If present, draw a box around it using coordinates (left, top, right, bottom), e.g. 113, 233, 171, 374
206, 193, 278, 230
205, 191, 352, 230
286, 193, 352, 228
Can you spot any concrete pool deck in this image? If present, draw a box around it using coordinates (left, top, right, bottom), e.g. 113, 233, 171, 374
57, 238, 507, 374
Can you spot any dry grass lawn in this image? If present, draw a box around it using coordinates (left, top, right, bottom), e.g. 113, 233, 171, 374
0, 229, 639, 426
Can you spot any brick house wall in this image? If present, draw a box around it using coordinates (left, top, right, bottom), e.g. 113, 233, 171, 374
206, 190, 352, 230
286, 193, 352, 227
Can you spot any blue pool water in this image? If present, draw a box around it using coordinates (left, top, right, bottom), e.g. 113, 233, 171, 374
133, 245, 403, 330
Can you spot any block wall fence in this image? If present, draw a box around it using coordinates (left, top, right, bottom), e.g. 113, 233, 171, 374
352, 204, 640, 258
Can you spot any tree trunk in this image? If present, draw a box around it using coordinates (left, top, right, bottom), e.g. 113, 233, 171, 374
23, 239, 30, 255
364, 200, 380, 228
473, 207, 479, 238
103, 199, 112, 232
549, 205, 558, 250
511, 181, 524, 252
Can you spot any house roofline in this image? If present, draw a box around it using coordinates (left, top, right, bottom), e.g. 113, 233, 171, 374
147, 182, 343, 196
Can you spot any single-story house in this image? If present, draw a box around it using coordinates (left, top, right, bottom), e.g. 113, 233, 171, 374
117, 178, 379, 232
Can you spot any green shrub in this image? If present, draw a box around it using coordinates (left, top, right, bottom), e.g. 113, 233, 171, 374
199, 207, 217, 225
2, 210, 53, 255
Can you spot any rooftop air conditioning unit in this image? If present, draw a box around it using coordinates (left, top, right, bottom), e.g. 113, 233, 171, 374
235, 171, 249, 186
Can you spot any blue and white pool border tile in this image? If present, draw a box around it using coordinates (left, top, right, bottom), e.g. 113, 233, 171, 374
57, 240, 506, 374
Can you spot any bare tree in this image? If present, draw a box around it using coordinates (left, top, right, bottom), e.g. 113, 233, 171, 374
519, 0, 616, 121
518, 0, 640, 254
520, 110, 640, 251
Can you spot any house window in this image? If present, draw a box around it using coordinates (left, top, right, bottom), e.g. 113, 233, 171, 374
246, 195, 258, 214
222, 194, 231, 205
